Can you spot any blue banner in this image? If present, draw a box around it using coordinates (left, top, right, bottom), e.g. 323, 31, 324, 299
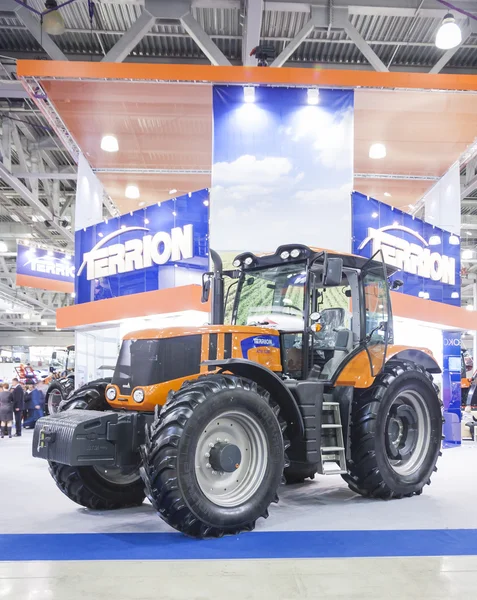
16, 244, 74, 293
75, 189, 209, 304
352, 192, 460, 306
442, 331, 462, 446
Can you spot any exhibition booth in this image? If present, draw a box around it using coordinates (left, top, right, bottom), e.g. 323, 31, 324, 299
16, 60, 477, 443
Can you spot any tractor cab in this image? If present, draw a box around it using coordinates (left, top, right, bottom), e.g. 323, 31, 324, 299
222, 244, 395, 383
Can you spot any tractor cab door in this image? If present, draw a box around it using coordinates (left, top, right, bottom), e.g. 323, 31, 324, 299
361, 250, 392, 377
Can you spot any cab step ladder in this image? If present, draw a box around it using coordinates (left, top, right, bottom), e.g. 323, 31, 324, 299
318, 401, 347, 475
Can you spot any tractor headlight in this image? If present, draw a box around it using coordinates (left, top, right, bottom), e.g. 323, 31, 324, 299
290, 248, 301, 258
106, 386, 117, 401
133, 388, 145, 403
233, 259, 241, 267
244, 256, 253, 265
280, 250, 290, 260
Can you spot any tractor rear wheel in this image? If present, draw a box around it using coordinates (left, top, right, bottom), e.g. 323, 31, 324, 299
48, 381, 145, 510
141, 374, 286, 538
342, 360, 442, 499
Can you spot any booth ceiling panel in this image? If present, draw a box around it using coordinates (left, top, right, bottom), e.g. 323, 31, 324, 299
42, 80, 212, 170
97, 172, 211, 214
353, 179, 433, 209
355, 90, 477, 178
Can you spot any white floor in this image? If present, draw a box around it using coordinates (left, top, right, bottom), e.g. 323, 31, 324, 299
1, 431, 477, 534
2, 431, 477, 599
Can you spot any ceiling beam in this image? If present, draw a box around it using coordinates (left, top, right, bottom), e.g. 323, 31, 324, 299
101, 9, 157, 63
180, 12, 232, 66
11, 169, 77, 180
0, 281, 56, 315
242, 0, 264, 66
462, 174, 477, 199
14, 6, 67, 62
271, 17, 315, 66
338, 9, 388, 71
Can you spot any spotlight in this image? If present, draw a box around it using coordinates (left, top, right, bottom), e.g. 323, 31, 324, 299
451, 292, 459, 299
435, 13, 462, 50
125, 185, 140, 199
462, 249, 474, 259
429, 235, 441, 246
100, 135, 119, 153
466, 304, 474, 311
43, 0, 65, 35
307, 88, 319, 105
169, 189, 177, 195
449, 234, 460, 245
41, 320, 48, 327
243, 87, 255, 103
371, 212, 378, 219
369, 143, 386, 159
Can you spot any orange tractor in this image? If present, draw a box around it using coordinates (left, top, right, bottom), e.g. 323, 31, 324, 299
33, 245, 443, 537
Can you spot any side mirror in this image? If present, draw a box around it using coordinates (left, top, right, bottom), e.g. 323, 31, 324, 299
324, 257, 343, 287
201, 274, 211, 303
391, 279, 404, 290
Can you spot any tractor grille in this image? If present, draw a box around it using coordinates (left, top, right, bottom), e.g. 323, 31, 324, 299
112, 335, 202, 394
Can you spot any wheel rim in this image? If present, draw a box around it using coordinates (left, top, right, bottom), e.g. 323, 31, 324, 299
93, 465, 141, 485
48, 389, 63, 414
385, 390, 431, 476
194, 410, 268, 508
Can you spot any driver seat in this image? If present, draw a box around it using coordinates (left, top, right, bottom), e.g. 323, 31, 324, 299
314, 308, 353, 379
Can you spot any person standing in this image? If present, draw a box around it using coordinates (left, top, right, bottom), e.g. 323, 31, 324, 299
11, 378, 24, 437
24, 383, 45, 429
0, 383, 13, 438
23, 384, 33, 422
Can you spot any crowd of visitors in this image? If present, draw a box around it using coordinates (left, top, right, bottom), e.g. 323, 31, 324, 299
0, 379, 45, 438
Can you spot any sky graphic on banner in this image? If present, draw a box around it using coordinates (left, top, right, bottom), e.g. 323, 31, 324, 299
211, 86, 354, 254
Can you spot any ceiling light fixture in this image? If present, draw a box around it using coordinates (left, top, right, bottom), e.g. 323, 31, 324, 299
100, 135, 119, 153
138, 201, 145, 207
462, 249, 474, 259
169, 189, 177, 195
435, 13, 462, 50
47, 249, 54, 256
429, 235, 441, 246
71, 292, 76, 299
384, 192, 392, 198
0, 241, 7, 253
369, 143, 386, 159
243, 86, 255, 103
466, 304, 474, 311
125, 185, 140, 199
43, 0, 65, 35
41, 320, 48, 327
22, 312, 30, 320
467, 231, 472, 236
307, 88, 319, 105
451, 292, 459, 299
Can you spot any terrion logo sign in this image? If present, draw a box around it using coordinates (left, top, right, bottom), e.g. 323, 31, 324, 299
78, 224, 194, 281
24, 255, 75, 279
359, 225, 456, 285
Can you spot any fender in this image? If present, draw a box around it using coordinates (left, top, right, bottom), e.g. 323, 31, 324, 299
204, 358, 305, 438
389, 348, 441, 374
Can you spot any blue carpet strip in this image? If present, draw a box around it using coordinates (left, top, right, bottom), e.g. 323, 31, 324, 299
1, 529, 477, 561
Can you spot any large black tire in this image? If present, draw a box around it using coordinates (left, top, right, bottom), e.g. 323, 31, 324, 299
44, 379, 73, 416
48, 380, 145, 510
141, 374, 286, 538
342, 360, 442, 499
284, 461, 318, 484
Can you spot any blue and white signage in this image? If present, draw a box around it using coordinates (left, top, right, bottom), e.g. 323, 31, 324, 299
75, 189, 209, 304
352, 192, 460, 306
16, 244, 74, 293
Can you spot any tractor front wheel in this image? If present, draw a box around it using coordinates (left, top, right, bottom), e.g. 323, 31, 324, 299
48, 381, 145, 510
343, 360, 442, 499
141, 374, 286, 538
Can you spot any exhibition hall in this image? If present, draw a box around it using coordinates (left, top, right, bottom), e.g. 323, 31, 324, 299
1, 0, 477, 597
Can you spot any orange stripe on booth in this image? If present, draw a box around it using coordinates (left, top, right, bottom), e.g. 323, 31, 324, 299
16, 61, 477, 93
16, 273, 74, 293
56, 284, 209, 329
391, 292, 477, 331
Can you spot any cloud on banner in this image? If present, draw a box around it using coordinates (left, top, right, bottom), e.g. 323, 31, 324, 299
211, 86, 354, 255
